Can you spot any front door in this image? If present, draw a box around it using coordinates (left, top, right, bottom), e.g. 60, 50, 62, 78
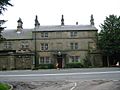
57, 56, 62, 68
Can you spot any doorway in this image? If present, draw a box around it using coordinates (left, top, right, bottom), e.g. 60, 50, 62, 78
57, 56, 63, 68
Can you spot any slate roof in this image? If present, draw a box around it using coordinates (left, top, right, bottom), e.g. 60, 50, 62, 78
34, 25, 97, 32
2, 29, 33, 40
1, 25, 97, 40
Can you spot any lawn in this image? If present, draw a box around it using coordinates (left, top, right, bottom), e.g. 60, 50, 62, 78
0, 83, 10, 90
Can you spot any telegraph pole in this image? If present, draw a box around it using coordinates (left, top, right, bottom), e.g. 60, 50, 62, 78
34, 15, 40, 68
34, 28, 37, 68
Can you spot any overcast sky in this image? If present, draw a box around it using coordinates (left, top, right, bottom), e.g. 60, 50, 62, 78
0, 0, 120, 30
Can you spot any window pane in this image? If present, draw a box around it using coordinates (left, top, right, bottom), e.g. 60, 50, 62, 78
46, 57, 50, 63
70, 32, 77, 37
4, 42, 12, 49
75, 43, 78, 49
70, 43, 74, 49
41, 43, 44, 50
45, 32, 48, 37
70, 56, 74, 62
75, 56, 79, 62
41, 32, 44, 37
70, 32, 73, 37
40, 57, 44, 64
74, 32, 77, 36
45, 44, 48, 50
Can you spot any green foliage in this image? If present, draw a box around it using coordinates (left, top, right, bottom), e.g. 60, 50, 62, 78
38, 64, 54, 69
65, 62, 84, 68
82, 57, 92, 68
0, 83, 10, 90
0, 0, 13, 40
99, 15, 120, 54
98, 15, 120, 65
0, 0, 13, 15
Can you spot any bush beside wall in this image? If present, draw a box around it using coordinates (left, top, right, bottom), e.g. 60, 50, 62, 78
65, 62, 84, 68
38, 64, 54, 69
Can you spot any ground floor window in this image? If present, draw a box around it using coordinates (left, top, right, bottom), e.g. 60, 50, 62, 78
69, 56, 80, 63
39, 57, 51, 64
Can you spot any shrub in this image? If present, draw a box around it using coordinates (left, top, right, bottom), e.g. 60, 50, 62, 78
82, 57, 92, 68
2, 68, 7, 71
38, 64, 54, 69
65, 62, 84, 68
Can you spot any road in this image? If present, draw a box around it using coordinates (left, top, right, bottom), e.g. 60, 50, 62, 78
0, 67, 120, 81
0, 68, 120, 90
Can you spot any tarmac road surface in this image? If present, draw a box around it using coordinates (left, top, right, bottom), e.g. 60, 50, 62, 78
0, 67, 120, 90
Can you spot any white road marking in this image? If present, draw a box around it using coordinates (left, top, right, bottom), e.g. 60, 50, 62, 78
70, 82, 77, 90
0, 71, 120, 77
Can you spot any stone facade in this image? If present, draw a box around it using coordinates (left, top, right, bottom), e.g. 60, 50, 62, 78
0, 15, 102, 70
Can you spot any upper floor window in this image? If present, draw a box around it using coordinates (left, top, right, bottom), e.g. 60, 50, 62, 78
41, 43, 48, 50
70, 43, 78, 50
21, 41, 29, 49
39, 57, 51, 64
75, 43, 78, 49
70, 31, 77, 37
4, 41, 12, 49
41, 32, 48, 37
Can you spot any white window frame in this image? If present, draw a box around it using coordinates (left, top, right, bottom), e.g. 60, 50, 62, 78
39, 57, 51, 64
70, 43, 79, 50
41, 43, 48, 50
70, 31, 77, 37
4, 41, 12, 49
41, 32, 48, 37
21, 41, 29, 49
70, 56, 80, 63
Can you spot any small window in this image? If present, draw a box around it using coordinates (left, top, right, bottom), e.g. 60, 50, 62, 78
4, 41, 12, 49
70, 31, 77, 37
46, 57, 50, 63
21, 41, 29, 49
41, 32, 44, 37
39, 57, 51, 64
41, 43, 48, 50
40, 57, 44, 63
75, 43, 78, 49
45, 43, 48, 50
70, 56, 80, 63
70, 43, 79, 50
41, 43, 44, 50
41, 32, 48, 37
45, 32, 48, 37
70, 43, 74, 50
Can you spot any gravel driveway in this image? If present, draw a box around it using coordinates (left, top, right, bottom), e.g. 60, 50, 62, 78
1, 80, 120, 90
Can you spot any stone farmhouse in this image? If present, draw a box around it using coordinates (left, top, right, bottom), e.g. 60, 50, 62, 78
0, 15, 102, 70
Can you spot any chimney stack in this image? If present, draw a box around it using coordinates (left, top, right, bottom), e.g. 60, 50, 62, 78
17, 17, 23, 33
61, 14, 64, 26
35, 15, 40, 28
90, 14, 94, 26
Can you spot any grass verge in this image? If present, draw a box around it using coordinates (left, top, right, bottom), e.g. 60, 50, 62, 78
0, 83, 10, 90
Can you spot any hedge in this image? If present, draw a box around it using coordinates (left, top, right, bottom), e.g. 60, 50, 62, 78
38, 64, 54, 69
65, 62, 84, 68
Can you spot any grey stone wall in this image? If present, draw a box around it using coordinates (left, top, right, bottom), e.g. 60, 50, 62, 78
0, 55, 33, 70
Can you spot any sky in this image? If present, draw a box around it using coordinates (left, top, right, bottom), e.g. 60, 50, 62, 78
0, 0, 120, 30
